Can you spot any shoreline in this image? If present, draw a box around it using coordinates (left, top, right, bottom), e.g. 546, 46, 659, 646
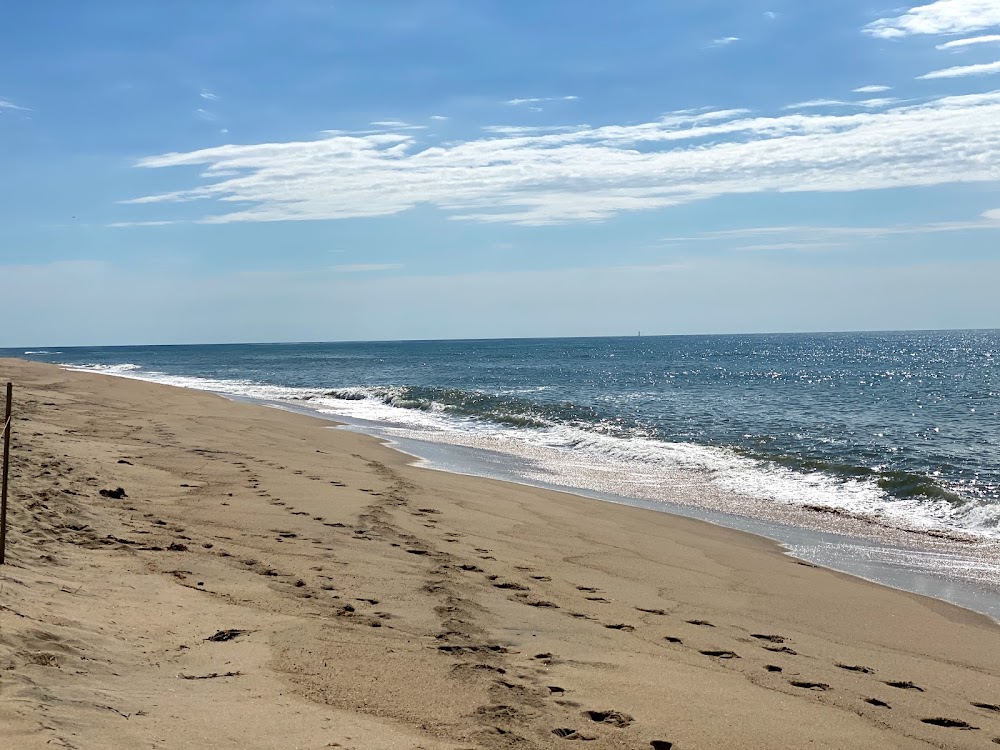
2, 358, 998, 748
121, 382, 1000, 622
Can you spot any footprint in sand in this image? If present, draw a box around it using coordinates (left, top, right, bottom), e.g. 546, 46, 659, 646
685, 619, 714, 627
552, 728, 595, 741
865, 698, 891, 708
700, 649, 740, 659
885, 680, 923, 692
583, 709, 633, 728
921, 718, 977, 730
493, 581, 529, 591
836, 663, 874, 674
650, 742, 673, 750
751, 633, 786, 643
790, 680, 830, 691
764, 645, 797, 655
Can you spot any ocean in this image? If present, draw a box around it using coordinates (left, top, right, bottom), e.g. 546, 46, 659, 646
7, 331, 1000, 615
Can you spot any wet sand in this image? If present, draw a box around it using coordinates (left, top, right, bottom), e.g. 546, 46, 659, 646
1, 358, 998, 749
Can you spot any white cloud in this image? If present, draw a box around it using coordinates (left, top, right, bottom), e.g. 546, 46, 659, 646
369, 120, 428, 131
918, 59, 1000, 78
853, 85, 892, 93
429, 115, 449, 121
107, 220, 177, 228
483, 124, 583, 135
937, 33, 1000, 48
764, 11, 778, 20
674, 214, 1000, 244
123, 91, 1000, 226
783, 99, 850, 109
195, 108, 218, 122
865, 0, 1000, 39
200, 89, 219, 101
0, 97, 27, 111
856, 97, 901, 107
506, 96, 579, 106
328, 263, 402, 273
783, 97, 898, 110
712, 36, 741, 46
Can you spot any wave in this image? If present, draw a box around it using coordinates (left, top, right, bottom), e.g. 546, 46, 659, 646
23, 350, 62, 355
59, 364, 1000, 540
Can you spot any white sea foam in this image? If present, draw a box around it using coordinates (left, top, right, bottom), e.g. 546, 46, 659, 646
61, 364, 1000, 541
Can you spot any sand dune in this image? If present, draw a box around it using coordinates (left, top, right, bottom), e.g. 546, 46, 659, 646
1, 358, 998, 749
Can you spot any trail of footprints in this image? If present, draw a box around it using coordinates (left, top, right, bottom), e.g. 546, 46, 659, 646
99, 447, 998, 748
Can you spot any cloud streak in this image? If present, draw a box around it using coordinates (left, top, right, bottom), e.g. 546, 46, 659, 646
665, 212, 1000, 245
506, 96, 579, 106
937, 33, 1000, 48
918, 59, 1000, 78
865, 0, 1000, 39
122, 91, 1000, 226
0, 97, 27, 111
782, 98, 899, 110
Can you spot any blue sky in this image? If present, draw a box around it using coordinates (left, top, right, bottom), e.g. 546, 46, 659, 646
2, 0, 1000, 346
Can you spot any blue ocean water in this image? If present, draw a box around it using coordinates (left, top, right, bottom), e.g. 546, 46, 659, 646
8, 330, 1000, 542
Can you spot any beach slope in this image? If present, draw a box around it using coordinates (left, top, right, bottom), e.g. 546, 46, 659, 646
1, 358, 997, 749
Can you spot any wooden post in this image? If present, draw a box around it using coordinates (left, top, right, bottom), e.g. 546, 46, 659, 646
1, 382, 11, 565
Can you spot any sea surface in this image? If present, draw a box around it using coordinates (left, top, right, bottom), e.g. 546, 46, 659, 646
7, 332, 1000, 614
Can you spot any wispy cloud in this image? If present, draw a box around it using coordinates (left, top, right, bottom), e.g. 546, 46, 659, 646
328, 263, 402, 273
483, 124, 583, 135
853, 85, 892, 93
857, 97, 901, 107
918, 59, 1000, 79
200, 89, 219, 101
429, 115, 449, 121
783, 99, 850, 110
0, 97, 28, 111
711, 36, 741, 46
783, 97, 899, 110
764, 11, 778, 20
937, 33, 1000, 49
506, 96, 579, 106
107, 220, 178, 228
122, 92, 1000, 226
369, 120, 428, 131
195, 108, 218, 122
865, 0, 1000, 39
662, 212, 1000, 250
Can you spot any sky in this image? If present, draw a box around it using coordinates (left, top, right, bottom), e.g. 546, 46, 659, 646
2, 0, 1000, 346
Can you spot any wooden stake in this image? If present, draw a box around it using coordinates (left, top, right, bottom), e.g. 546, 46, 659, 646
1, 382, 11, 565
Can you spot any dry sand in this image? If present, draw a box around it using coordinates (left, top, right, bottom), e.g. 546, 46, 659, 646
1, 358, 998, 749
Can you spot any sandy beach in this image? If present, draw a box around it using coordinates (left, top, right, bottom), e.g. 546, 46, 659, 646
1, 357, 998, 749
